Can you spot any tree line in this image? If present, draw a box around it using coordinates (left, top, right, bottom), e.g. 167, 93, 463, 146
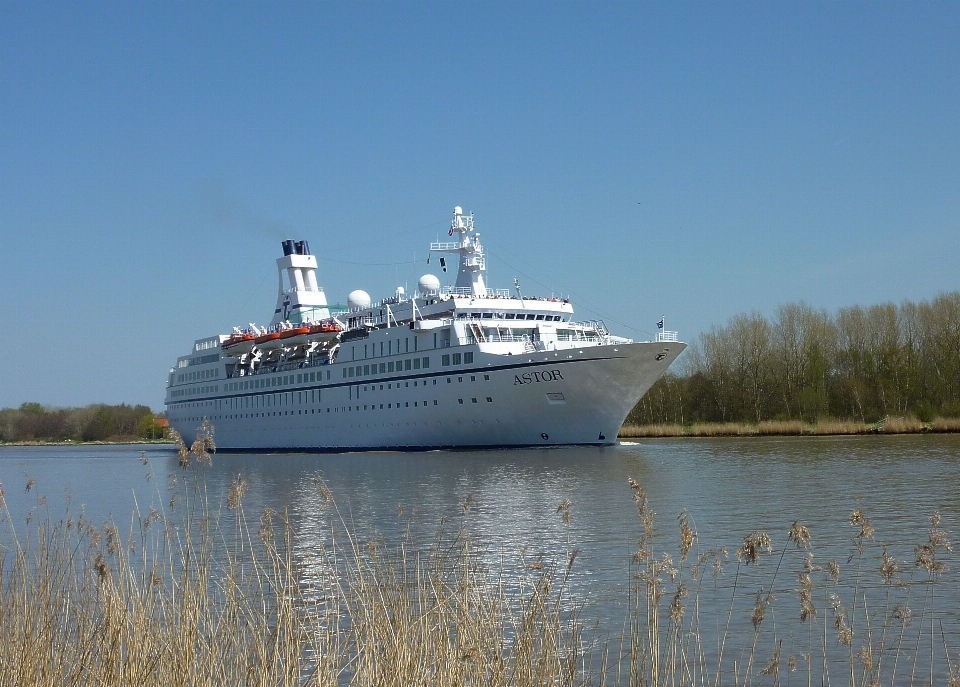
628, 292, 960, 426
0, 403, 163, 443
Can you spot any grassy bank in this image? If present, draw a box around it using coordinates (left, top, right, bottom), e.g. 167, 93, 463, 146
0, 437, 174, 446
1, 428, 957, 685
620, 415, 960, 439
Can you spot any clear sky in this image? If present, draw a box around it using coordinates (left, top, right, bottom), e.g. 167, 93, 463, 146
1, 2, 958, 411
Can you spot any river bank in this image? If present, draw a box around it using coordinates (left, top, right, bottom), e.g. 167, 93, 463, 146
0, 437, 174, 446
619, 415, 960, 438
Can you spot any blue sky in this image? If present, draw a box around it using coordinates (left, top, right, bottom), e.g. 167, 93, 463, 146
1, 2, 958, 410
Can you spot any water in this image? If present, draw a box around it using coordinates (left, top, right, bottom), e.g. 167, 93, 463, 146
3, 435, 959, 679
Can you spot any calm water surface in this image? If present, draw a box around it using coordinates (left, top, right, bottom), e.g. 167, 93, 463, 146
2, 435, 959, 672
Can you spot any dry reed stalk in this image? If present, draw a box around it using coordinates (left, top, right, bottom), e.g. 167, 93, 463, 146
2, 428, 958, 686
932, 417, 960, 433
756, 420, 806, 435
687, 423, 756, 437
618, 424, 686, 438
811, 419, 871, 435
882, 416, 924, 434
0, 429, 602, 687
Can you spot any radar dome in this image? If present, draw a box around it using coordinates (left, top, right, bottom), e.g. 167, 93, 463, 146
347, 290, 371, 309
418, 274, 440, 296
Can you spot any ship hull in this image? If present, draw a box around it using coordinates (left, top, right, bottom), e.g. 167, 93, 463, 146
168, 340, 684, 452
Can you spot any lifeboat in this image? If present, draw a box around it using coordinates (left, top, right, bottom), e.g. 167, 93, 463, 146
306, 319, 343, 345
254, 330, 284, 351
278, 326, 312, 348
222, 333, 256, 356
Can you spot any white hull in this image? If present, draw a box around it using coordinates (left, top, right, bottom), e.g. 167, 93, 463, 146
168, 340, 683, 451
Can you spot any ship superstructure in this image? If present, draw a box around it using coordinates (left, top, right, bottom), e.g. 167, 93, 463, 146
165, 207, 685, 450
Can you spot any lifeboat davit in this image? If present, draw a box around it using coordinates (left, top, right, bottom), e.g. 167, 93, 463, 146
222, 333, 256, 356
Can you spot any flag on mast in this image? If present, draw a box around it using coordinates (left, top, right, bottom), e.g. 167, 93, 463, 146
657, 318, 664, 329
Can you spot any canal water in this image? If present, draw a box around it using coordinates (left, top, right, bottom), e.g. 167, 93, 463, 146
2, 435, 958, 681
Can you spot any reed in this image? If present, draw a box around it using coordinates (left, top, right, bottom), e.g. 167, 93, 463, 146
810, 418, 872, 435
1, 428, 957, 686
882, 415, 924, 434
932, 416, 960, 433
756, 420, 806, 435
618, 424, 685, 438
687, 422, 756, 437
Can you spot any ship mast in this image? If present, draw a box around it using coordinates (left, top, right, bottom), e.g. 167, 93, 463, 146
429, 207, 487, 297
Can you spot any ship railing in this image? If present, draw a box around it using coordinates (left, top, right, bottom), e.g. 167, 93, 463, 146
657, 330, 679, 343
557, 333, 600, 342
441, 286, 513, 298
430, 241, 461, 251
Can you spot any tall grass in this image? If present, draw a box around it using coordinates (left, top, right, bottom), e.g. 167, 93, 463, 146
1, 426, 957, 685
619, 416, 960, 438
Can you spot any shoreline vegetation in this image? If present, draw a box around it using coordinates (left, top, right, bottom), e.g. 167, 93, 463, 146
620, 416, 960, 438
0, 402, 166, 444
0, 427, 956, 686
629, 293, 960, 430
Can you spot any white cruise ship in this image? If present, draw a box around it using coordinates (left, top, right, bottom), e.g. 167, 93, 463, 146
165, 207, 685, 450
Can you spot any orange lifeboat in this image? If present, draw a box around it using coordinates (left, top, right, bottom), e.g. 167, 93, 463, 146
254, 330, 283, 351
278, 326, 310, 340
222, 332, 256, 356
279, 326, 312, 347
306, 319, 342, 345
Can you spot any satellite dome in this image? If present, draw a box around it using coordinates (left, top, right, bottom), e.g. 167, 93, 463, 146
347, 290, 371, 309
418, 274, 440, 296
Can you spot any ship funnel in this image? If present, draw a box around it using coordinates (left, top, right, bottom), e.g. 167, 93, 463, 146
282, 240, 296, 256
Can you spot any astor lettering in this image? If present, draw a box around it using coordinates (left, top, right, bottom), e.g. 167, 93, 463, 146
514, 369, 564, 385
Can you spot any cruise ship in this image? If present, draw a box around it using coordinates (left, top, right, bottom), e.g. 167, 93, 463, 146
165, 207, 685, 450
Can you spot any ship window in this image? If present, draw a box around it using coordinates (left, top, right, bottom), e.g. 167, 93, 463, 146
471, 375, 476, 381
364, 365, 370, 375
423, 356, 429, 368
297, 374, 302, 383
310, 373, 315, 382
442, 354, 450, 366
471, 313, 480, 318
388, 361, 394, 372
413, 358, 421, 369
433, 379, 437, 385
458, 399, 464, 404
379, 363, 386, 373
535, 315, 544, 320
433, 400, 438, 405
327, 370, 331, 380
464, 352, 474, 364
447, 378, 451, 383
484, 374, 490, 380
527, 314, 536, 320
471, 398, 477, 403
405, 402, 409, 407
405, 359, 411, 370
482, 313, 492, 318
452, 353, 462, 365
486, 397, 492, 402
343, 369, 348, 378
